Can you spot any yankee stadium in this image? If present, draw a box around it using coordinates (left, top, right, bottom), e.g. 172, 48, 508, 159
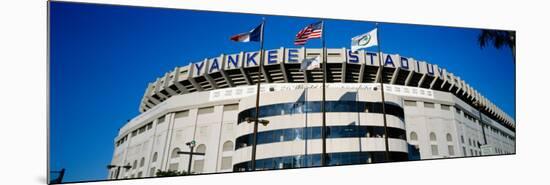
107, 47, 516, 179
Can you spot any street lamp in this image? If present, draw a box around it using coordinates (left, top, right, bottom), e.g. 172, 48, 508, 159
177, 140, 205, 175
107, 164, 132, 179
245, 117, 270, 171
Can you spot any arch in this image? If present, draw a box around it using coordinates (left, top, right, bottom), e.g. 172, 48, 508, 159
171, 147, 181, 159
222, 141, 233, 152
152, 152, 158, 163
193, 144, 206, 173
446, 133, 453, 142
429, 132, 437, 141
196, 144, 206, 153
140, 157, 145, 167
410, 132, 418, 141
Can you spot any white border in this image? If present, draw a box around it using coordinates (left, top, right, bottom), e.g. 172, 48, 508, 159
1, 0, 548, 184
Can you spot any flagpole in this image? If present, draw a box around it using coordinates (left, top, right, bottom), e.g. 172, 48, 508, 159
321, 20, 327, 167
250, 18, 266, 171
374, 23, 391, 162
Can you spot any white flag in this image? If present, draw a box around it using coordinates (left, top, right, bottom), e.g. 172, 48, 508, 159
351, 28, 378, 52
300, 56, 321, 71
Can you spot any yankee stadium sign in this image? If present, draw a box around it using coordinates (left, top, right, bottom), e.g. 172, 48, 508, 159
189, 47, 450, 80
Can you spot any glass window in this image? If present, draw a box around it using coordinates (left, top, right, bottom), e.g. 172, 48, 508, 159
441, 104, 451, 110
448, 145, 455, 156
431, 145, 439, 156
157, 115, 165, 124
410, 132, 418, 141
223, 104, 239, 111
222, 141, 233, 152
221, 156, 232, 170
429, 132, 437, 141
424, 102, 435, 108
446, 133, 453, 142
171, 148, 180, 159
198, 106, 214, 115
152, 152, 158, 163
133, 160, 137, 169
461, 135, 464, 143
168, 163, 179, 171
140, 157, 145, 167
196, 144, 206, 154
404, 100, 417, 107
462, 147, 467, 156
174, 110, 189, 119
149, 167, 156, 177
193, 160, 205, 173
137, 171, 142, 178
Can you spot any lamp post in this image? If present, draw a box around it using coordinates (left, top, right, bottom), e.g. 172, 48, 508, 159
107, 164, 132, 179
245, 117, 270, 171
177, 140, 205, 174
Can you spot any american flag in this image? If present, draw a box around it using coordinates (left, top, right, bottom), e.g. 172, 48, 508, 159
294, 21, 323, 45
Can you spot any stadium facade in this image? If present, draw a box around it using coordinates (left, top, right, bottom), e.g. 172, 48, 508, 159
108, 47, 515, 179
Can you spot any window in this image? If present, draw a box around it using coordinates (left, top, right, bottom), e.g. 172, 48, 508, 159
133, 160, 137, 169
448, 145, 455, 156
138, 126, 146, 134
198, 106, 215, 115
152, 152, 158, 163
194, 144, 206, 173
470, 149, 474, 156
140, 157, 145, 167
222, 141, 233, 152
462, 147, 467, 156
410, 132, 418, 141
221, 156, 232, 170
131, 130, 138, 137
168, 163, 179, 171
126, 163, 131, 171
431, 145, 439, 156
146, 122, 153, 130
223, 104, 239, 111
441, 104, 451, 110
404, 100, 417, 107
196, 144, 206, 154
469, 138, 472, 146
461, 135, 465, 143
157, 116, 166, 124
149, 167, 156, 177
171, 148, 180, 159
193, 160, 205, 173
446, 133, 453, 142
137, 171, 143, 178
237, 101, 405, 124
424, 102, 435, 108
429, 132, 437, 141
174, 110, 189, 119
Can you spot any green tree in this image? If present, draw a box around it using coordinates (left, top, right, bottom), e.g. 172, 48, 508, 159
155, 169, 190, 177
478, 30, 516, 61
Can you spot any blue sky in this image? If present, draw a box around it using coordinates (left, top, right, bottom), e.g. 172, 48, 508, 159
50, 2, 515, 183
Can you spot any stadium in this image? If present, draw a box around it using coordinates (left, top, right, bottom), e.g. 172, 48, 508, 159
108, 47, 515, 179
